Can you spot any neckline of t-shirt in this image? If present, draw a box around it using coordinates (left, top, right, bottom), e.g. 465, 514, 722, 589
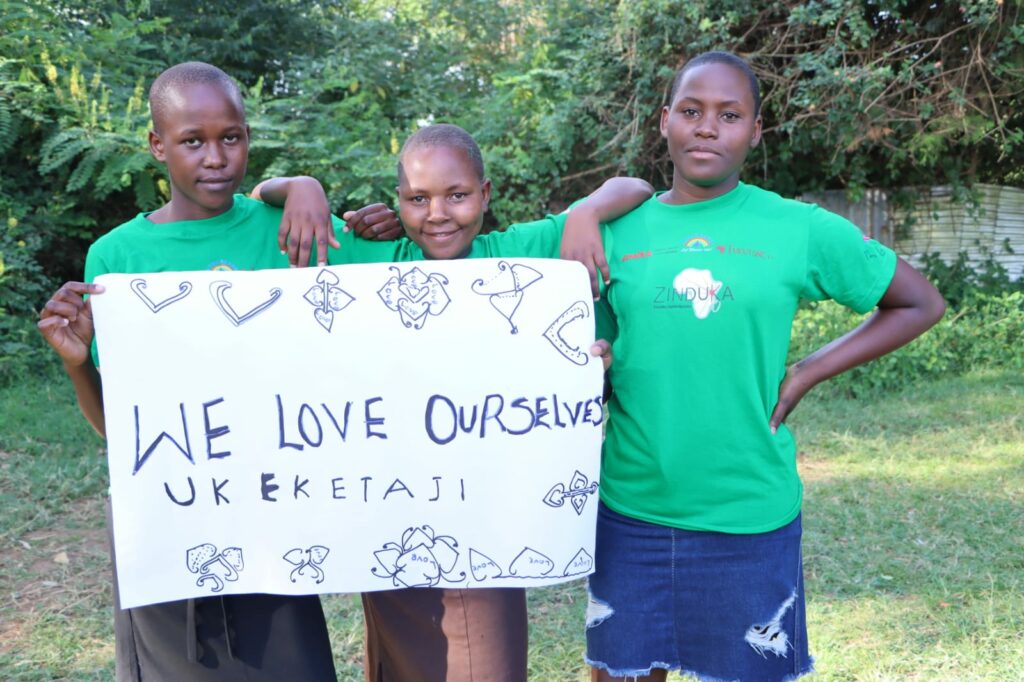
136, 194, 252, 238
651, 183, 751, 211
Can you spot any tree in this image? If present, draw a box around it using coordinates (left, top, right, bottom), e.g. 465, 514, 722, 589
2, 0, 1022, 320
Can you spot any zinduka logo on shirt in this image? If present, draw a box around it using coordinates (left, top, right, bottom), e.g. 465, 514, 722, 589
652, 268, 734, 318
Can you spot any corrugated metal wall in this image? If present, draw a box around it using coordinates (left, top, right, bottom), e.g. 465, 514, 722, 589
802, 184, 1024, 281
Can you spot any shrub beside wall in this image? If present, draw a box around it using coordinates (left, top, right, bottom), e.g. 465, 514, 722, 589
788, 292, 1024, 397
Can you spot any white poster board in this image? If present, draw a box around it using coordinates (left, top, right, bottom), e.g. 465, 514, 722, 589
91, 259, 603, 608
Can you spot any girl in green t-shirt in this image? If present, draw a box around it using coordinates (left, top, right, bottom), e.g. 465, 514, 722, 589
257, 123, 649, 682
569, 52, 946, 682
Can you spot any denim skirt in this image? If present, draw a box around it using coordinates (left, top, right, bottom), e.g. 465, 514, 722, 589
585, 502, 813, 682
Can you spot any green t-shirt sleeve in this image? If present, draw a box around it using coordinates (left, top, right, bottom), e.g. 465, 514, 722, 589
801, 206, 898, 314
470, 211, 568, 259
84, 242, 110, 285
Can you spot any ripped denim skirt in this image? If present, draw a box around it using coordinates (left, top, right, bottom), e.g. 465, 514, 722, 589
585, 502, 813, 682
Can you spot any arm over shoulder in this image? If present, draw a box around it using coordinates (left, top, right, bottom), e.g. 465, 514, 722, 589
470, 212, 567, 259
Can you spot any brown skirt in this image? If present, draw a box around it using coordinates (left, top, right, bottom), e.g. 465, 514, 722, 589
362, 587, 528, 682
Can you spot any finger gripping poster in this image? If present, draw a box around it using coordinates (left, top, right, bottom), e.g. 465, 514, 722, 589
91, 259, 603, 608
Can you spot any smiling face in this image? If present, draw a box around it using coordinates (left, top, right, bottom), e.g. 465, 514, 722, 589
660, 61, 762, 204
396, 145, 491, 260
148, 82, 250, 222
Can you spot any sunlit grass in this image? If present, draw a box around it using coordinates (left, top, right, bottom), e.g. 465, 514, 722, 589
2, 368, 1021, 680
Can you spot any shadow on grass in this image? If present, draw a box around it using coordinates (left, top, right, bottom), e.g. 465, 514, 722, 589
1, 369, 1020, 680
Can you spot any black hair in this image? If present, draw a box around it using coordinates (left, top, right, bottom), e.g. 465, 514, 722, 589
149, 62, 245, 131
668, 51, 761, 117
398, 124, 486, 182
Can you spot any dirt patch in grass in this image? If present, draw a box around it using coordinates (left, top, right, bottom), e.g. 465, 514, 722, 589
0, 495, 110, 654
797, 452, 837, 483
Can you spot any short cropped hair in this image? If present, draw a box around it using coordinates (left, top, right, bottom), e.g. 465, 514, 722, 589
398, 124, 486, 182
668, 51, 761, 117
149, 62, 244, 131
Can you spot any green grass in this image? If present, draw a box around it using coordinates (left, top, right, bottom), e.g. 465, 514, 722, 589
792, 371, 1024, 681
0, 370, 111, 681
1, 366, 1021, 681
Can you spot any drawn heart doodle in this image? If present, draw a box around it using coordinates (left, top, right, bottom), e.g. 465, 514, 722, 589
468, 549, 503, 581
543, 483, 567, 507
397, 298, 431, 328
209, 281, 282, 326
402, 283, 429, 303
130, 279, 192, 313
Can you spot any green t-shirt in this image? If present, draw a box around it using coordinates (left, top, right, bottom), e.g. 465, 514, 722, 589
85, 195, 403, 279
85, 198, 566, 364
328, 212, 567, 264
87, 195, 292, 281
83, 194, 371, 365
596, 183, 897, 534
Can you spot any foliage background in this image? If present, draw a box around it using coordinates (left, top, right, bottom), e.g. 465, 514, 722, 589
1, 3, 1022, 678
1, 0, 1022, 379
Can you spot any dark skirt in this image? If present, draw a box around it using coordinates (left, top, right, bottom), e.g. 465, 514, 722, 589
107, 500, 336, 681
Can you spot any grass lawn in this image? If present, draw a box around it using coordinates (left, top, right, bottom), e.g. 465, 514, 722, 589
1, 367, 1021, 680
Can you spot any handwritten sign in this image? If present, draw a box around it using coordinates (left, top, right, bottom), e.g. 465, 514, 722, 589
91, 259, 602, 608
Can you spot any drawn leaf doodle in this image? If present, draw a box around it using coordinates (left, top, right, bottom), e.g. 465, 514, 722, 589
563, 548, 594, 576
509, 547, 554, 578
468, 548, 503, 581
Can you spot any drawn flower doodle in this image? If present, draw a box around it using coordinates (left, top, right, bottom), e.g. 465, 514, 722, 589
304, 269, 354, 332
185, 543, 244, 593
377, 266, 450, 329
371, 525, 465, 588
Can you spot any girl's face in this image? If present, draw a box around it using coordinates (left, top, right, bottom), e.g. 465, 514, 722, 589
396, 145, 491, 260
660, 62, 762, 203
149, 82, 250, 221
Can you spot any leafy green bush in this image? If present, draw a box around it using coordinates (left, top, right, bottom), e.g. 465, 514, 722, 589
789, 292, 1024, 397
919, 244, 1024, 309
1, 0, 1021, 326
